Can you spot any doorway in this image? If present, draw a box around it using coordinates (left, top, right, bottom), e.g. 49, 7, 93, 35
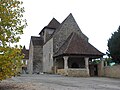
89, 64, 98, 76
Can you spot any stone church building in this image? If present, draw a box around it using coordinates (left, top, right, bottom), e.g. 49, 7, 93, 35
28, 13, 104, 76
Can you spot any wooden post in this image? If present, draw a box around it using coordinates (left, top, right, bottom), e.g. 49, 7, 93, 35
63, 56, 69, 75
85, 57, 90, 76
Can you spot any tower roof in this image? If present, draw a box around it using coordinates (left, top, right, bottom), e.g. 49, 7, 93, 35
53, 13, 88, 41
31, 36, 43, 46
47, 18, 60, 29
39, 18, 60, 35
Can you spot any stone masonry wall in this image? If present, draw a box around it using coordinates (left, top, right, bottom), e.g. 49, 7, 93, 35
33, 46, 43, 73
104, 65, 120, 78
67, 69, 89, 77
98, 61, 120, 78
57, 69, 89, 77
28, 41, 33, 74
43, 38, 53, 73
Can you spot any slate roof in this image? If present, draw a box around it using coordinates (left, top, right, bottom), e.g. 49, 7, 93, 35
31, 36, 43, 46
39, 18, 60, 35
47, 18, 60, 29
54, 32, 104, 58
53, 13, 88, 41
22, 46, 29, 59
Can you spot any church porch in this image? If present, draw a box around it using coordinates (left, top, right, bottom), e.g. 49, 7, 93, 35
53, 56, 90, 77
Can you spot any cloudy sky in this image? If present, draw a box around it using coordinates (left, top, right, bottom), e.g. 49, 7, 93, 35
20, 0, 120, 53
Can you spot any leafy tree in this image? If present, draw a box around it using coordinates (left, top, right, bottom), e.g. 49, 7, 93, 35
108, 26, 120, 64
0, 0, 27, 80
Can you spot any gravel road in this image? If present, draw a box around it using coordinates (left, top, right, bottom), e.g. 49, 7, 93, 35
0, 74, 120, 90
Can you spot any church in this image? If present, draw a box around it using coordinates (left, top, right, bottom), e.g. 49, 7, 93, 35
27, 13, 104, 76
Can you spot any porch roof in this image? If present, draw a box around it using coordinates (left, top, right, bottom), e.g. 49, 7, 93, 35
54, 32, 104, 58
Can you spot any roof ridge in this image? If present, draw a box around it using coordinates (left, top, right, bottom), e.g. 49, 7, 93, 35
64, 32, 75, 53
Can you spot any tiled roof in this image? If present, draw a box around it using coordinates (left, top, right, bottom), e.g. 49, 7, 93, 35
39, 18, 60, 35
54, 32, 104, 58
47, 18, 60, 29
52, 13, 89, 53
22, 46, 29, 59
31, 36, 43, 46
53, 13, 88, 41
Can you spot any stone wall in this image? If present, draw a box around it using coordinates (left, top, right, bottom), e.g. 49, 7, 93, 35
28, 40, 43, 74
98, 62, 104, 77
67, 69, 89, 77
43, 38, 53, 73
28, 41, 33, 74
33, 46, 43, 73
57, 69, 89, 77
57, 69, 66, 76
104, 65, 120, 78
98, 61, 120, 78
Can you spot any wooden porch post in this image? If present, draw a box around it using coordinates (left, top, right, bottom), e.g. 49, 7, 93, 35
63, 56, 68, 69
54, 58, 57, 74
63, 56, 69, 75
85, 57, 90, 76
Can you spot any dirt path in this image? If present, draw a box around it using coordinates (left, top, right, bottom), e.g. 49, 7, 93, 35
0, 74, 120, 90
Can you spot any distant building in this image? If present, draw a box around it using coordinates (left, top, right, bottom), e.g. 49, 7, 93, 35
21, 46, 29, 74
28, 13, 104, 76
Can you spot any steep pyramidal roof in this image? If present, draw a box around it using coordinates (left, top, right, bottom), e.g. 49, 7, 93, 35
31, 36, 43, 46
47, 18, 60, 29
53, 13, 88, 41
54, 32, 104, 58
39, 18, 60, 35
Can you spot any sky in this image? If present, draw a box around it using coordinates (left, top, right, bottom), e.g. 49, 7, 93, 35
19, 0, 120, 54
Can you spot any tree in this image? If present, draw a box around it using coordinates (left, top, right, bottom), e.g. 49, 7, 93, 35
0, 0, 27, 80
108, 26, 120, 64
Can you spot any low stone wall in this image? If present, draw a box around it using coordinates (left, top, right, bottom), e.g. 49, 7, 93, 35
104, 65, 120, 78
57, 68, 89, 77
57, 69, 66, 75
67, 69, 89, 77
